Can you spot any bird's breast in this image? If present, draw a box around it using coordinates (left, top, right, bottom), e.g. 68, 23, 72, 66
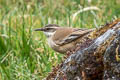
47, 38, 58, 48
47, 38, 76, 53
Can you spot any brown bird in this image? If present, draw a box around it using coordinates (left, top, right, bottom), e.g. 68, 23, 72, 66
35, 24, 94, 53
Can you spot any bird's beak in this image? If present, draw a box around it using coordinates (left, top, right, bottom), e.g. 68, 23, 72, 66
34, 28, 45, 31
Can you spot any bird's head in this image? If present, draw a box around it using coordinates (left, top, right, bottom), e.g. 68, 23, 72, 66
34, 24, 59, 38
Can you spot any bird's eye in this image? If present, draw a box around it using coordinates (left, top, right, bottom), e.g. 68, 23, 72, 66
46, 28, 51, 30
46, 28, 55, 32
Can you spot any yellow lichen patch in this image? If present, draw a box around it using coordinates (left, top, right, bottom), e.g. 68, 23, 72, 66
115, 45, 120, 61
94, 33, 116, 58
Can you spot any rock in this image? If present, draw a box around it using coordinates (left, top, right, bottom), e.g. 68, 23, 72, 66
103, 30, 120, 80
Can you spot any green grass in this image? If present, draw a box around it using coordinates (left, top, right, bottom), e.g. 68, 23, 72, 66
0, 0, 120, 80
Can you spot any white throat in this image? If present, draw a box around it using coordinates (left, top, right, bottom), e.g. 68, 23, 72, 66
44, 31, 57, 48
44, 31, 56, 38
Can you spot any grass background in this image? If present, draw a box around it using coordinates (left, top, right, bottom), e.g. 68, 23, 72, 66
0, 0, 120, 80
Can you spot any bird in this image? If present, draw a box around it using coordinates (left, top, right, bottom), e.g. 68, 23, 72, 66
34, 24, 94, 53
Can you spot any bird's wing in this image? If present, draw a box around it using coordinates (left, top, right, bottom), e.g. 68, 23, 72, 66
54, 28, 94, 45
